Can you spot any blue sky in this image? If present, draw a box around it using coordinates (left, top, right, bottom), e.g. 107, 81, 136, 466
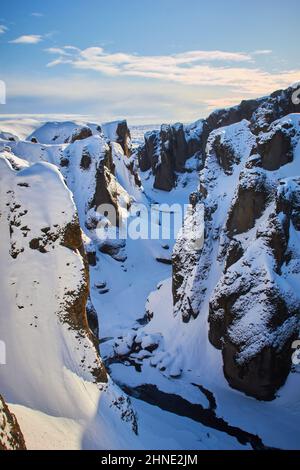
0, 0, 299, 123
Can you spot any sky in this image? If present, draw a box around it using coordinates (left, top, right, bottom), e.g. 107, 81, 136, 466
0, 0, 299, 124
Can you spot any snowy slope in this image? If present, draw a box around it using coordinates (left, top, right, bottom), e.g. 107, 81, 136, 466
1, 88, 300, 450
0, 152, 139, 450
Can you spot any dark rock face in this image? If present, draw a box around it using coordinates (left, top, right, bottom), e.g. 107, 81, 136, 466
172, 91, 300, 400
222, 338, 296, 401
69, 126, 93, 143
86, 249, 97, 266
209, 176, 300, 400
115, 120, 132, 157
172, 201, 204, 322
59, 217, 107, 383
137, 145, 150, 172
99, 239, 126, 262
224, 239, 244, 272
226, 169, 270, 236
86, 299, 99, 339
277, 178, 300, 231
250, 86, 300, 134
138, 123, 204, 191
153, 150, 176, 192
80, 147, 92, 170
256, 128, 293, 171
89, 146, 121, 226
206, 98, 263, 131
0, 394, 26, 450
138, 85, 300, 191
211, 133, 241, 175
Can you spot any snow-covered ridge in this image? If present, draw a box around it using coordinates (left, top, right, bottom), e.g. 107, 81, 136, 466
0, 123, 140, 449
1, 86, 300, 450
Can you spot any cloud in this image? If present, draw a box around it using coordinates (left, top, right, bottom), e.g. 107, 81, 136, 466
45, 45, 300, 96
0, 25, 8, 34
3, 75, 212, 123
252, 50, 273, 55
31, 12, 44, 17
45, 47, 72, 56
10, 34, 43, 44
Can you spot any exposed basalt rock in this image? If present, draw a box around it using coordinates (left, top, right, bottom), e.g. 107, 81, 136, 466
80, 147, 92, 170
226, 168, 270, 236
138, 85, 300, 191
86, 298, 99, 338
59, 218, 107, 382
224, 239, 244, 272
209, 257, 300, 400
172, 202, 204, 321
69, 126, 93, 143
137, 145, 150, 172
206, 98, 263, 131
86, 249, 97, 266
126, 158, 142, 187
257, 214, 289, 271
154, 149, 176, 191
99, 239, 127, 262
222, 337, 297, 401
61, 217, 83, 251
250, 86, 300, 134
172, 104, 300, 400
86, 144, 127, 227
256, 128, 293, 171
138, 123, 204, 191
209, 182, 300, 400
277, 178, 300, 231
115, 120, 132, 157
90, 162, 120, 226
0, 395, 26, 450
60, 157, 69, 167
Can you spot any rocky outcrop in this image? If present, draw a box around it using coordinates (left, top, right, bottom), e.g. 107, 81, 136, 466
226, 168, 271, 236
0, 155, 108, 399
254, 117, 297, 171
250, 86, 300, 134
172, 195, 204, 321
115, 120, 132, 157
69, 126, 93, 143
138, 84, 300, 191
172, 106, 300, 400
102, 120, 132, 157
0, 395, 26, 450
209, 202, 300, 400
137, 122, 204, 191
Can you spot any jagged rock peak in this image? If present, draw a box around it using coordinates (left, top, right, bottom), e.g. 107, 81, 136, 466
172, 104, 300, 400
0, 395, 26, 450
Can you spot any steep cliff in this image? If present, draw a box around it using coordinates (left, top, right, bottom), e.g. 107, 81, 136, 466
137, 85, 300, 191
0, 151, 137, 449
172, 93, 300, 400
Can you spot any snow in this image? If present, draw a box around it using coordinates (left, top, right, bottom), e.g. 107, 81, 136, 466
0, 151, 138, 450
1, 111, 300, 450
